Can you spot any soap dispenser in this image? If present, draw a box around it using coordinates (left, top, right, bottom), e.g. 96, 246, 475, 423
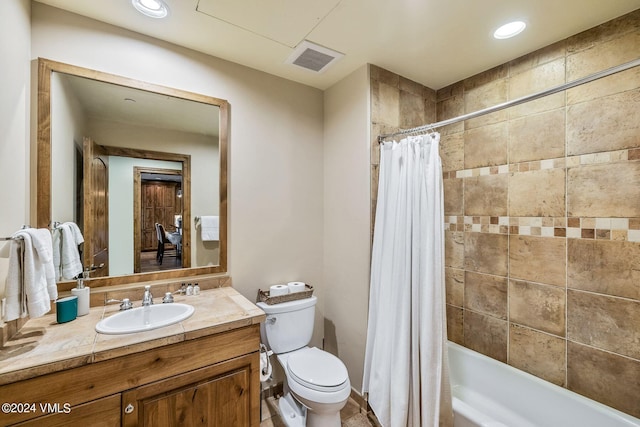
71, 269, 90, 316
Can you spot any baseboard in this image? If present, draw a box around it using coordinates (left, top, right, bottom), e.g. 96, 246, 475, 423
261, 381, 283, 399
350, 388, 367, 411
351, 389, 382, 426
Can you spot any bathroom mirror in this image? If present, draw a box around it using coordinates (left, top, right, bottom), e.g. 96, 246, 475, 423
36, 58, 228, 291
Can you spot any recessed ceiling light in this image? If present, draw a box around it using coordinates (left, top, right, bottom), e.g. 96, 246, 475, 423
493, 21, 526, 39
132, 0, 169, 19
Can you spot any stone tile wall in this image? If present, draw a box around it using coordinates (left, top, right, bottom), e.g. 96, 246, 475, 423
369, 64, 437, 229
370, 9, 640, 419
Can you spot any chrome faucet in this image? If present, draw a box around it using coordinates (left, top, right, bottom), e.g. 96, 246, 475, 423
142, 285, 154, 306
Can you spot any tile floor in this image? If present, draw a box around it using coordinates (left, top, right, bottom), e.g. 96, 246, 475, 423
260, 396, 379, 427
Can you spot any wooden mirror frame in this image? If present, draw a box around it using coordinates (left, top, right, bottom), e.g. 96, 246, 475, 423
36, 58, 228, 291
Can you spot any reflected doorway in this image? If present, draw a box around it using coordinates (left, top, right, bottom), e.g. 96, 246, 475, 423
133, 167, 184, 273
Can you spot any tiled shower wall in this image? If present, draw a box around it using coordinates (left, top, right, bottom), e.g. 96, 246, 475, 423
370, 10, 640, 419
370, 65, 437, 225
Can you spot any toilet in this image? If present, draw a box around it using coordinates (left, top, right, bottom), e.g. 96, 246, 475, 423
257, 295, 351, 427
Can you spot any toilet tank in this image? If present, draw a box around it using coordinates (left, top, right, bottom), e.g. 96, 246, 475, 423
256, 296, 316, 354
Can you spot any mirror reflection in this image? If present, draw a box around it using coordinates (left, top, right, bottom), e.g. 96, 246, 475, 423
47, 69, 223, 284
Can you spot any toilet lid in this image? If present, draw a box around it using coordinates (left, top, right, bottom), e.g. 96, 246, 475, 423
286, 347, 348, 392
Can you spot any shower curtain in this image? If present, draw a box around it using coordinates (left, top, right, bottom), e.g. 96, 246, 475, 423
362, 133, 453, 427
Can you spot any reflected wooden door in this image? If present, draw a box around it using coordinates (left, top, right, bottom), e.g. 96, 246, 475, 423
143, 182, 178, 249
83, 137, 109, 277
141, 183, 157, 251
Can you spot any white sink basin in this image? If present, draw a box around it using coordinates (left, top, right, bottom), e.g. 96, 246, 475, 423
96, 303, 194, 335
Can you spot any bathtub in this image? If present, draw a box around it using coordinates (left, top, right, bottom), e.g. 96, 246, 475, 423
448, 341, 640, 427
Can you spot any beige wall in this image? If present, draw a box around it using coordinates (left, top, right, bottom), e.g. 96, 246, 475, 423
0, 0, 31, 240
437, 11, 640, 418
29, 3, 325, 346
323, 65, 370, 392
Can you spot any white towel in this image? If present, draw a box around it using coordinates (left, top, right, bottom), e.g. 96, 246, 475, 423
6, 240, 25, 320
52, 227, 62, 281
5, 229, 57, 321
199, 216, 219, 241
61, 222, 84, 280
0, 257, 9, 300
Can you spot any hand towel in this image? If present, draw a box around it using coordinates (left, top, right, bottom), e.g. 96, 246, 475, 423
0, 257, 9, 300
52, 227, 62, 281
5, 229, 57, 321
199, 216, 219, 241
6, 237, 26, 320
60, 222, 84, 280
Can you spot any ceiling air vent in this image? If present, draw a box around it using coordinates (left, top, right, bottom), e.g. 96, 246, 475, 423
285, 40, 344, 73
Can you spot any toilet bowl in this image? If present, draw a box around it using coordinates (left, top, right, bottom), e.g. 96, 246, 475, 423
257, 296, 351, 427
278, 347, 351, 426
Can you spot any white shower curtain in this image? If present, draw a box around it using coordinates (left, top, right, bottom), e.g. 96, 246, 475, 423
362, 133, 453, 427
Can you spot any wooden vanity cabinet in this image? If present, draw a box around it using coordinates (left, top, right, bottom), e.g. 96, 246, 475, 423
122, 354, 256, 426
13, 395, 121, 427
3, 325, 261, 427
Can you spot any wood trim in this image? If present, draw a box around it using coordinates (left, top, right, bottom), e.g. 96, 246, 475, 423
57, 266, 227, 292
37, 58, 229, 106
133, 168, 142, 273
36, 58, 229, 291
218, 103, 229, 272
102, 146, 190, 163
36, 59, 52, 228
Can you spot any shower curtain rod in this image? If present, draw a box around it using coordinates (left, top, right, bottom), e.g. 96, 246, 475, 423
378, 57, 640, 143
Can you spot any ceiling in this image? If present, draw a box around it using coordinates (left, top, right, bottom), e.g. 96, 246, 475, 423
34, 0, 640, 90
60, 73, 220, 137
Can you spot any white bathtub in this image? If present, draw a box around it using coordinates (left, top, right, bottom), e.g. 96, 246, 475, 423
448, 341, 640, 427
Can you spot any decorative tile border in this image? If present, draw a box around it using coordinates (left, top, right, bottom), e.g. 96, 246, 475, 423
444, 216, 640, 242
443, 148, 640, 180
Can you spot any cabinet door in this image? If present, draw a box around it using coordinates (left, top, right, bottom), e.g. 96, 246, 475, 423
122, 353, 259, 427
12, 394, 120, 427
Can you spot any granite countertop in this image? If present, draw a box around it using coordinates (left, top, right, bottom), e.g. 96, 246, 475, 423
0, 287, 265, 386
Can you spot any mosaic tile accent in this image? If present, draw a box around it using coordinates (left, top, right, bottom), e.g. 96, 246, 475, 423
444, 216, 640, 242
443, 148, 636, 181
442, 146, 640, 241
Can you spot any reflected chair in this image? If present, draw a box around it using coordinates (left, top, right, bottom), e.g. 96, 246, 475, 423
155, 223, 176, 265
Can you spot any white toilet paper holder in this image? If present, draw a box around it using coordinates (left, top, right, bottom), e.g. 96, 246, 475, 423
259, 343, 272, 376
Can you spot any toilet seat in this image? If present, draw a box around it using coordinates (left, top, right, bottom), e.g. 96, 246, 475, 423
286, 347, 349, 392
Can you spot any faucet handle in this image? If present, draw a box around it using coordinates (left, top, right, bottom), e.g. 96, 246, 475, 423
162, 292, 174, 304
106, 298, 133, 310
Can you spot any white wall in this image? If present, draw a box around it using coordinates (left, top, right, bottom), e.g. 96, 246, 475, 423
50, 72, 87, 223
0, 0, 31, 240
31, 3, 325, 346
323, 65, 371, 391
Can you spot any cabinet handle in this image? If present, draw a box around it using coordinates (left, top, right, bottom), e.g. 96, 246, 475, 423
125, 403, 135, 414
